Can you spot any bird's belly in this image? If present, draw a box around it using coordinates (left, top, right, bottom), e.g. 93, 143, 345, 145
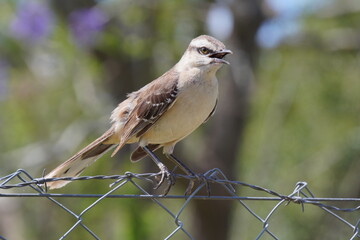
141, 80, 218, 144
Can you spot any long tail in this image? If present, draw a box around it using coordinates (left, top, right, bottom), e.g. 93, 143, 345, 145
45, 127, 116, 189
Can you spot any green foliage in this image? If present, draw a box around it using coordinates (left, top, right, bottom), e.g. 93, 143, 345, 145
238, 5, 360, 238
1, 0, 359, 239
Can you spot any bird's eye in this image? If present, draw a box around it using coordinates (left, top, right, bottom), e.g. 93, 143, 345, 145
198, 47, 211, 55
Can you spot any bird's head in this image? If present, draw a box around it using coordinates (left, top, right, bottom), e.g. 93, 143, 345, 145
178, 35, 232, 72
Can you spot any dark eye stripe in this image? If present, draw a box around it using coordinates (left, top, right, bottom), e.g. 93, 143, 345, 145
198, 47, 213, 55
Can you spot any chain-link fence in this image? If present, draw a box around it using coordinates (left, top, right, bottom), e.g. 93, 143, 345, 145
0, 168, 359, 240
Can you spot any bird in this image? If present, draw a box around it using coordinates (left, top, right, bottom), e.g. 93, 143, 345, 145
44, 35, 232, 193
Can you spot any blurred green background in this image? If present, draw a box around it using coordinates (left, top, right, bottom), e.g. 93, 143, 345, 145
0, 0, 359, 239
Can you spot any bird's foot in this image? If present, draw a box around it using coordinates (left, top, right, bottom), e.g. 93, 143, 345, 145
154, 164, 175, 196
184, 173, 211, 196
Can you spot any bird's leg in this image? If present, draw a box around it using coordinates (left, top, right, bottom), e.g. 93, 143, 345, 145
142, 146, 174, 195
165, 153, 208, 195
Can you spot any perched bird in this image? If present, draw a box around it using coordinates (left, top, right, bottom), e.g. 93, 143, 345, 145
45, 35, 232, 193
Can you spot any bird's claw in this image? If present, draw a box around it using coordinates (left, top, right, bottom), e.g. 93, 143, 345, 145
184, 173, 211, 196
154, 165, 175, 196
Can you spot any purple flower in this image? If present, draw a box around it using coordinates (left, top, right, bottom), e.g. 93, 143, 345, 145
10, 2, 53, 44
69, 7, 108, 47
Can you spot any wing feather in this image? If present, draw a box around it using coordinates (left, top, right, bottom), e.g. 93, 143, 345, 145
111, 69, 179, 156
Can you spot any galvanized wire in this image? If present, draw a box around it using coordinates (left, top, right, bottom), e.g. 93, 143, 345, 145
0, 168, 359, 240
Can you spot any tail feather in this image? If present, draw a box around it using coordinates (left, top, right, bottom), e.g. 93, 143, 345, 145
130, 144, 160, 162
45, 128, 116, 189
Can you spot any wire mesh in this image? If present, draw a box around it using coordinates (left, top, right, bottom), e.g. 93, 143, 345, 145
0, 168, 359, 240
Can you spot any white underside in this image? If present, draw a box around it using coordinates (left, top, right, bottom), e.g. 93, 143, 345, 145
140, 74, 218, 147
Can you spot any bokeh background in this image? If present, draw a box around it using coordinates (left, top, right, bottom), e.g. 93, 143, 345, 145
0, 0, 359, 239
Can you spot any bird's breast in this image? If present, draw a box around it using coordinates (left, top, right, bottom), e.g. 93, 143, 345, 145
141, 76, 218, 144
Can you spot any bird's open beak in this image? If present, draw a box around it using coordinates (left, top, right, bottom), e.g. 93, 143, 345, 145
209, 49, 233, 65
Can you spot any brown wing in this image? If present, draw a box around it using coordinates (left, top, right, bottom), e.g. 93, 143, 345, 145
133, 81, 178, 137
111, 69, 179, 156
